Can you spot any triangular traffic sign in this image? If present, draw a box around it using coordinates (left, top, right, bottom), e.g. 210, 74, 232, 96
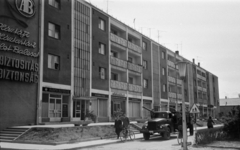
190, 104, 200, 113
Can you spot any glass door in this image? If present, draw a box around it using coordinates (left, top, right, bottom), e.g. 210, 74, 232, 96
49, 98, 62, 122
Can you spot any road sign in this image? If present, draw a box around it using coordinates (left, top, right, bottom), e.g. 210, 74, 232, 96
190, 104, 200, 113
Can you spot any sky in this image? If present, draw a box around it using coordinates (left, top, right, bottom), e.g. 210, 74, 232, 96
88, 0, 240, 99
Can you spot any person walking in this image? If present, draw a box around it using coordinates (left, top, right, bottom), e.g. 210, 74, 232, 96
207, 116, 214, 129
122, 114, 130, 130
114, 115, 122, 139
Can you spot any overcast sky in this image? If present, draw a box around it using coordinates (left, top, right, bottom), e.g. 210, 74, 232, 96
88, 0, 240, 99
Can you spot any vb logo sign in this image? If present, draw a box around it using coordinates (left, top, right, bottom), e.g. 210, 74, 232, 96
15, 0, 35, 18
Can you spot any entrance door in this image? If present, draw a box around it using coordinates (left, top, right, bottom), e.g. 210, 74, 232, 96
49, 98, 62, 122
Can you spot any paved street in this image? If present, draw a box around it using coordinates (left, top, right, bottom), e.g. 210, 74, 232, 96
78, 133, 193, 150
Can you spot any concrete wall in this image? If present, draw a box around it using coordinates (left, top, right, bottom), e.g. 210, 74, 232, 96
159, 46, 168, 99
91, 8, 109, 91
142, 37, 152, 97
0, 0, 40, 130
43, 0, 72, 85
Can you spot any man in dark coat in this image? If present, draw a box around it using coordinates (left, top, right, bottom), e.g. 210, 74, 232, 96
114, 115, 122, 139
207, 116, 214, 129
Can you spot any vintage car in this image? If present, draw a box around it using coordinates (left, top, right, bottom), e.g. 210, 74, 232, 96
140, 106, 193, 140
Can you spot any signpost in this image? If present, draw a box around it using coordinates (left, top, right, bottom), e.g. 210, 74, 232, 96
190, 103, 200, 145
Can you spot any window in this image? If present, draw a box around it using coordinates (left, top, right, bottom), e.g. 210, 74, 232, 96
48, 22, 60, 39
99, 67, 106, 79
98, 18, 105, 30
129, 77, 133, 84
143, 79, 148, 88
48, 54, 59, 70
111, 51, 117, 57
162, 67, 166, 76
99, 43, 106, 55
111, 73, 118, 81
128, 57, 133, 63
143, 60, 147, 69
49, 0, 60, 9
162, 51, 165, 59
163, 84, 166, 92
142, 41, 147, 50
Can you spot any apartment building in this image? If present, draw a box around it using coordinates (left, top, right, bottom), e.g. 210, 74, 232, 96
0, 0, 219, 130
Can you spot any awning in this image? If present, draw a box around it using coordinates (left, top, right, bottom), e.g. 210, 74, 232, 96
72, 96, 97, 100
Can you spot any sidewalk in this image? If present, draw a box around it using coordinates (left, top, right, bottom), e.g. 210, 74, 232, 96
0, 124, 223, 150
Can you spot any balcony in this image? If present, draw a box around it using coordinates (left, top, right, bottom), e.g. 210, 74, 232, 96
128, 62, 142, 73
197, 74, 206, 81
110, 33, 127, 47
111, 80, 128, 90
169, 92, 176, 98
128, 84, 142, 93
202, 87, 207, 92
177, 79, 182, 85
168, 60, 176, 69
111, 57, 127, 69
168, 76, 176, 83
197, 86, 202, 91
177, 94, 182, 99
128, 41, 141, 54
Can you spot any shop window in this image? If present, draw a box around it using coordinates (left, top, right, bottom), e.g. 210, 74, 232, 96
99, 18, 105, 31
143, 79, 148, 88
99, 43, 106, 55
143, 60, 147, 69
99, 67, 106, 79
49, 0, 60, 9
48, 22, 60, 39
48, 54, 60, 70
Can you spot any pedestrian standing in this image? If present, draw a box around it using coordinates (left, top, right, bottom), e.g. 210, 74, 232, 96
114, 115, 122, 139
207, 116, 214, 129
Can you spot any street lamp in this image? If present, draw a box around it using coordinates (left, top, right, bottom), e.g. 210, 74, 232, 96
177, 61, 189, 150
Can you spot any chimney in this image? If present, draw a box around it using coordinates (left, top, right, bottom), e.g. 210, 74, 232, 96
175, 51, 179, 55
239, 94, 240, 98
225, 96, 228, 99
193, 59, 195, 64
198, 62, 200, 67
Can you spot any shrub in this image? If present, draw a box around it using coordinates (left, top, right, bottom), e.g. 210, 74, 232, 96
223, 106, 240, 139
194, 126, 226, 145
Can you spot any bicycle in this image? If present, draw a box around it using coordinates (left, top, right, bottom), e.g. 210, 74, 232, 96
119, 126, 135, 141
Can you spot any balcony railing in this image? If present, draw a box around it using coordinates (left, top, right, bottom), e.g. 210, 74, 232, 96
128, 62, 142, 73
168, 60, 176, 69
110, 57, 127, 69
169, 92, 176, 98
177, 94, 182, 99
197, 74, 206, 81
168, 76, 176, 83
197, 86, 202, 91
111, 80, 128, 90
110, 33, 127, 47
128, 84, 142, 93
177, 79, 182, 85
202, 88, 207, 92
128, 41, 141, 53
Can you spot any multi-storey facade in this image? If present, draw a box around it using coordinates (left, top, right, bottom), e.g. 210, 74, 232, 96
0, 0, 219, 130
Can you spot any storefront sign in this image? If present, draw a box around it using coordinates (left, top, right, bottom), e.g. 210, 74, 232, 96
92, 93, 108, 98
111, 95, 126, 100
43, 87, 71, 94
15, 0, 36, 18
129, 98, 141, 101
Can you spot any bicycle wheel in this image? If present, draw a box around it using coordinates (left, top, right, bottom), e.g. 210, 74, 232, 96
119, 130, 127, 141
129, 130, 135, 140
